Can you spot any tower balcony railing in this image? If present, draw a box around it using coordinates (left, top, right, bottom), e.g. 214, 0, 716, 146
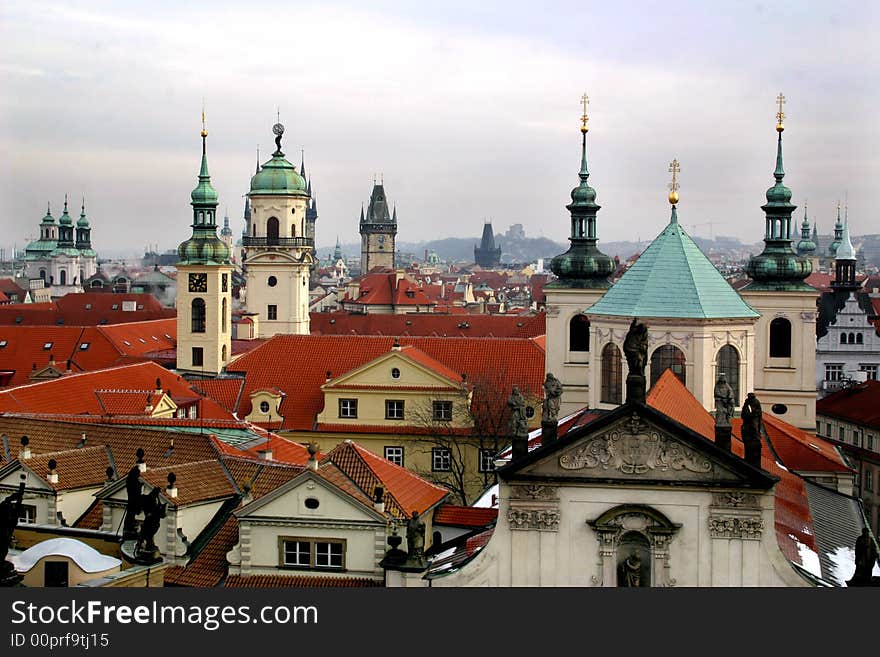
242, 236, 314, 248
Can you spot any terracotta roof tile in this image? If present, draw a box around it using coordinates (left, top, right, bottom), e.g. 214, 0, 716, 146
224, 574, 382, 588
816, 380, 880, 429
17, 445, 111, 490
0, 293, 175, 326
221, 457, 305, 501
165, 515, 238, 587
192, 379, 245, 414
74, 500, 104, 529
141, 460, 237, 506
433, 504, 498, 527
309, 311, 545, 338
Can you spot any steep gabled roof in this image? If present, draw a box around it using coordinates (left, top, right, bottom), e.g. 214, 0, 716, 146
816, 380, 880, 429
587, 211, 759, 319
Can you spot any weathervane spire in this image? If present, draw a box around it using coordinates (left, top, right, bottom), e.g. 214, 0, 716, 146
580, 92, 589, 134
775, 92, 786, 132
668, 159, 680, 206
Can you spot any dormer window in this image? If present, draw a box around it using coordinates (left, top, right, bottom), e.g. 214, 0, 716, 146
43, 342, 53, 350
79, 343, 90, 351
0, 341, 7, 348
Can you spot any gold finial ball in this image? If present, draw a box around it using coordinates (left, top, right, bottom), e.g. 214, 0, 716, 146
668, 190, 679, 205
776, 122, 784, 133
200, 128, 208, 138
580, 124, 589, 134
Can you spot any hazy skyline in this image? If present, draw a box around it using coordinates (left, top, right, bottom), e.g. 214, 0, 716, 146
2, 1, 878, 256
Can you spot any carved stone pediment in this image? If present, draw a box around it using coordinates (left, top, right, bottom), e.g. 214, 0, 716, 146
515, 412, 748, 485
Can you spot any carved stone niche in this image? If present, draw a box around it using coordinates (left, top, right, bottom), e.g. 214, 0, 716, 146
587, 504, 681, 587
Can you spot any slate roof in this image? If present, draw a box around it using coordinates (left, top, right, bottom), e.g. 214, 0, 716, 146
804, 480, 866, 585
586, 210, 759, 319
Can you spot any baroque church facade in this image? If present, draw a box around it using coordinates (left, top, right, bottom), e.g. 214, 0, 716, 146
544, 97, 817, 430
24, 197, 97, 297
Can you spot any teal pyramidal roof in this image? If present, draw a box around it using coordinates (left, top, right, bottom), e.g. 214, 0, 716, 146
587, 208, 759, 319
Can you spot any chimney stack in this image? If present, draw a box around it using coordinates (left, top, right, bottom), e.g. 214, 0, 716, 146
373, 486, 385, 513
136, 447, 146, 472
257, 448, 273, 461
47, 458, 58, 484
77, 433, 87, 448
307, 442, 319, 471
166, 472, 178, 499
19, 436, 31, 460
105, 466, 115, 483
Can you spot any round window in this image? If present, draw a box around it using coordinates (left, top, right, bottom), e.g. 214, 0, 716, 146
259, 401, 270, 413
267, 276, 277, 287
525, 406, 535, 419
391, 368, 401, 379
304, 497, 319, 509
771, 403, 788, 415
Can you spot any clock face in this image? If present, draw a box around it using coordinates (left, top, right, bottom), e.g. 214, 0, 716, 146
189, 273, 208, 293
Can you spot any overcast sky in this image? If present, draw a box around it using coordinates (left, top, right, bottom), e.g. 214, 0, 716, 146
1, 0, 877, 257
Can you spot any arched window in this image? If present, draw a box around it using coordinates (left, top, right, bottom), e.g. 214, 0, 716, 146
650, 345, 686, 388
569, 315, 590, 352
266, 217, 279, 243
191, 298, 206, 333
39, 269, 46, 281
856, 333, 864, 345
59, 270, 66, 286
841, 333, 848, 345
716, 345, 740, 405
601, 343, 622, 405
222, 298, 228, 333
222, 344, 227, 361
769, 318, 791, 358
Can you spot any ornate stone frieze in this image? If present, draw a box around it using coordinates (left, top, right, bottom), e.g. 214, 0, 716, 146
559, 418, 713, 475
507, 507, 560, 532
708, 514, 764, 540
712, 491, 759, 509
510, 484, 558, 501
545, 305, 560, 317
800, 312, 816, 322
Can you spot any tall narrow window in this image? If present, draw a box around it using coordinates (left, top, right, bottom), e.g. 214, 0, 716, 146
267, 216, 279, 244
650, 345, 686, 388
601, 343, 623, 404
716, 345, 740, 405
191, 347, 203, 367
570, 315, 590, 352
191, 298, 206, 333
267, 304, 278, 320
769, 318, 791, 358
59, 270, 66, 285
222, 298, 228, 333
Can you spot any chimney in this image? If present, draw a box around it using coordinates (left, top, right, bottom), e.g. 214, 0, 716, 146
48, 353, 55, 367
155, 377, 163, 394
373, 486, 385, 513
166, 472, 178, 499
307, 442, 319, 471
136, 447, 146, 472
392, 338, 401, 351
77, 433, 87, 448
240, 482, 253, 506
47, 458, 58, 484
19, 436, 31, 460
65, 360, 72, 374
257, 448, 273, 461
105, 466, 115, 483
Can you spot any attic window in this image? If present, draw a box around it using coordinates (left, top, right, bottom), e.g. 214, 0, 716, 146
56, 318, 64, 325
391, 368, 401, 379
137, 304, 144, 310
99, 319, 108, 325
139, 338, 147, 343
79, 343, 90, 351
151, 336, 158, 341
111, 304, 119, 310
15, 317, 22, 324
85, 303, 92, 310
43, 342, 53, 350
123, 340, 131, 347
0, 341, 6, 348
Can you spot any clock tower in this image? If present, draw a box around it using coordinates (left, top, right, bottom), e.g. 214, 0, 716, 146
176, 116, 233, 376
359, 181, 397, 272
243, 122, 314, 337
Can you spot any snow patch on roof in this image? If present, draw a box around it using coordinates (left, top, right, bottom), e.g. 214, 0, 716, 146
11, 537, 121, 573
473, 484, 499, 508
826, 546, 855, 586
790, 535, 821, 579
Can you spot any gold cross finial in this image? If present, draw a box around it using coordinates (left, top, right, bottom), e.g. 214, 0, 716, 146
776, 92, 786, 132
200, 98, 207, 138
580, 93, 590, 134
668, 158, 680, 205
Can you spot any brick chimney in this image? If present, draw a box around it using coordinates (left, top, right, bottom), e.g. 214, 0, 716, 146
166, 472, 178, 499
47, 458, 58, 484
373, 486, 385, 513
136, 447, 146, 472
19, 436, 31, 460
307, 442, 319, 471
257, 448, 273, 461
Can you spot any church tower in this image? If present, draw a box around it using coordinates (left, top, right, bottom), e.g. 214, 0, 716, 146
176, 115, 233, 376
359, 181, 397, 272
243, 121, 314, 337
795, 202, 819, 274
740, 94, 817, 430
832, 220, 858, 292
474, 221, 502, 268
544, 96, 614, 414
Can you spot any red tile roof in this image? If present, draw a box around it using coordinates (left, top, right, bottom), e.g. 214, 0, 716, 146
816, 380, 880, 429
192, 379, 245, 415
433, 504, 498, 527
74, 500, 104, 529
141, 460, 237, 506
0, 293, 175, 326
243, 435, 313, 465
762, 414, 851, 473
224, 574, 382, 588
226, 334, 546, 431
0, 362, 234, 420
15, 445, 112, 491
321, 441, 449, 518
165, 516, 238, 588
343, 272, 435, 308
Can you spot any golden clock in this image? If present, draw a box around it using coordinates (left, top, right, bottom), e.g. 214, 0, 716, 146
189, 273, 208, 293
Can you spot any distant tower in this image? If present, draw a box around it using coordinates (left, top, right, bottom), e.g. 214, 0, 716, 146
359, 180, 397, 272
832, 219, 858, 291
827, 201, 844, 259
243, 121, 314, 336
220, 211, 234, 256
474, 221, 502, 268
740, 94, 817, 430
795, 202, 818, 273
544, 95, 614, 414
176, 113, 233, 376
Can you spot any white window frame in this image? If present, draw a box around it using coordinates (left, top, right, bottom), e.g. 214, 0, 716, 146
432, 447, 451, 472
384, 446, 404, 466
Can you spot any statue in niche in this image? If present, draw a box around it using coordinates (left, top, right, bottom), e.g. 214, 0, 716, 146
714, 373, 735, 427
618, 549, 642, 587
616, 532, 650, 587
623, 318, 648, 377
542, 373, 563, 424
